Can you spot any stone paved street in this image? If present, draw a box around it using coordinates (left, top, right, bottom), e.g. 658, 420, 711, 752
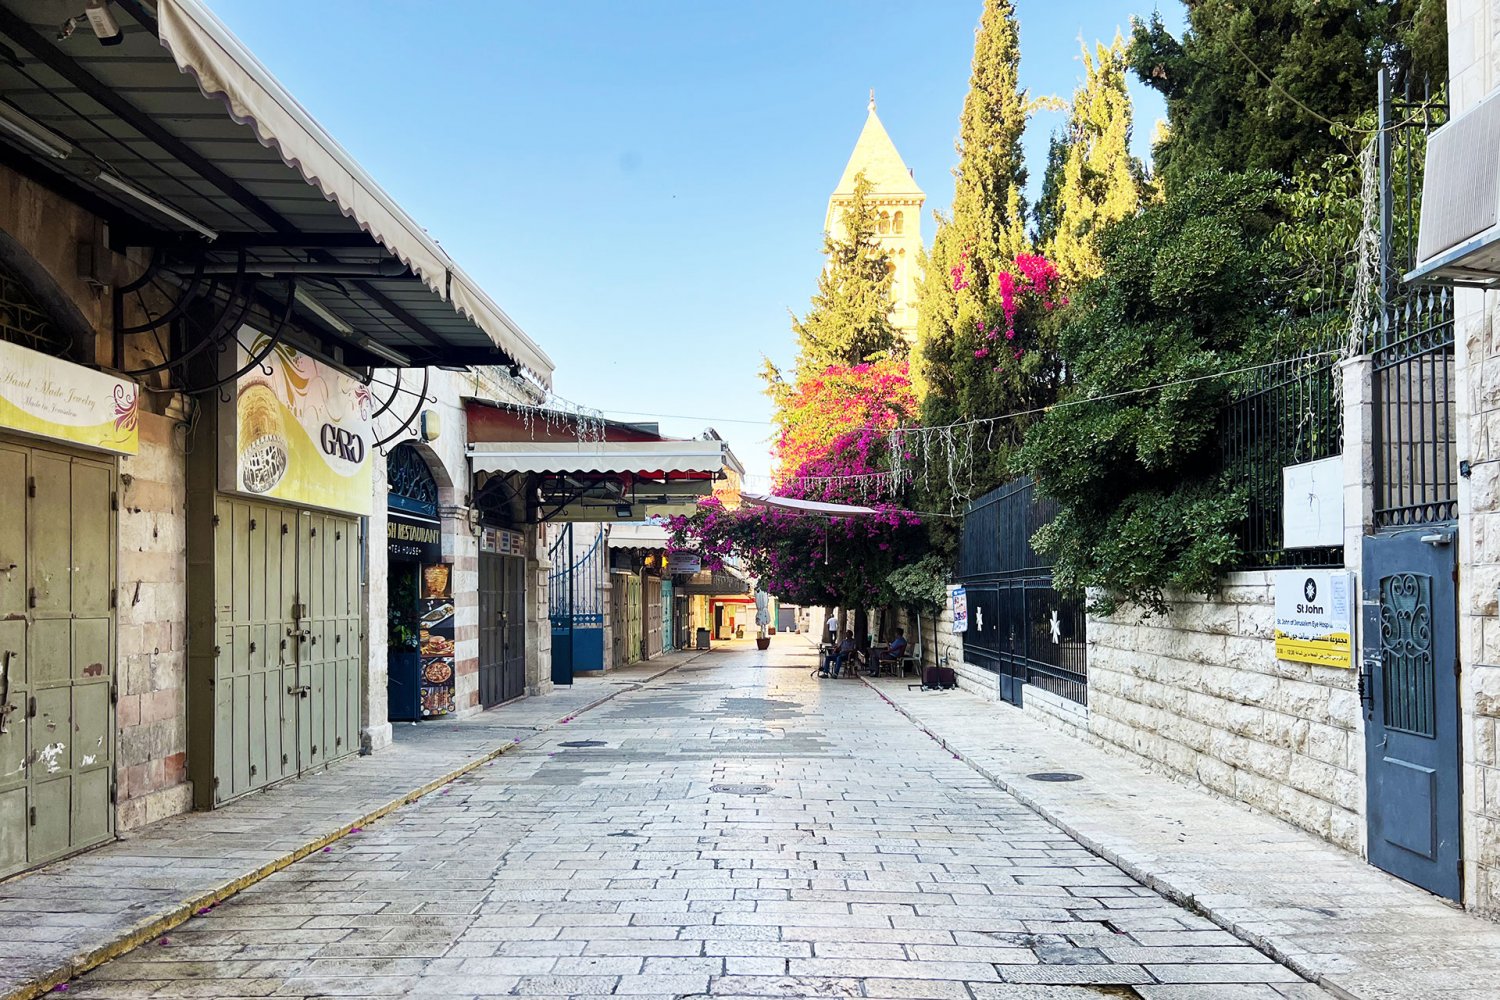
58, 643, 1326, 1000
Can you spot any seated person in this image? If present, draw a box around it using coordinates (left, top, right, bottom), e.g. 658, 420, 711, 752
878, 628, 909, 667
821, 630, 857, 677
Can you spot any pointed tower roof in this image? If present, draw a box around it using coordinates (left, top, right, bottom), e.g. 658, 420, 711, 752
832, 93, 924, 199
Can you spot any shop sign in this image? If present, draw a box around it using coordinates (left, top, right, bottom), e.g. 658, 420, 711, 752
388, 510, 442, 562
480, 526, 524, 555
418, 564, 456, 717
220, 330, 372, 515
0, 339, 138, 455
949, 585, 968, 633
667, 551, 702, 574
1274, 570, 1353, 668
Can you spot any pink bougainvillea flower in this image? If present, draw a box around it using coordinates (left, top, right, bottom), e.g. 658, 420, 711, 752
973, 348, 990, 359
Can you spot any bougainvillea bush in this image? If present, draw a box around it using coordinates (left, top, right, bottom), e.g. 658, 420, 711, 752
765, 358, 917, 491
666, 496, 924, 608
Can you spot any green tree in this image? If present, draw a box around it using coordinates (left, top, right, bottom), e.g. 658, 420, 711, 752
1032, 131, 1069, 248
1131, 1, 1447, 193
914, 0, 1045, 487
790, 171, 900, 370
1017, 171, 1285, 615
1048, 35, 1142, 283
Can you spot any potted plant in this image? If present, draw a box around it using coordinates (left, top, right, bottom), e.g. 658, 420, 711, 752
756, 625, 771, 651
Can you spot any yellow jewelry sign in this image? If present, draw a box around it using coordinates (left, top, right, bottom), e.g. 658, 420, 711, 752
221, 331, 372, 515
0, 340, 138, 454
1273, 570, 1354, 669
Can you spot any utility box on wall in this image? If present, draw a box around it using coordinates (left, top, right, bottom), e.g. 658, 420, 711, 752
1282, 456, 1345, 549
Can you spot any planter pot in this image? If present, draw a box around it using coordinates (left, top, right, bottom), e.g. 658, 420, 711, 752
756, 637, 771, 651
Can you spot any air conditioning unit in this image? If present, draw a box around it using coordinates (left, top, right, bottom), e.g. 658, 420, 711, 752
1410, 88, 1500, 286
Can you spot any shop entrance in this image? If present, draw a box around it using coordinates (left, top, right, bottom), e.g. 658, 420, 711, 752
478, 543, 526, 708
204, 498, 360, 806
0, 440, 116, 879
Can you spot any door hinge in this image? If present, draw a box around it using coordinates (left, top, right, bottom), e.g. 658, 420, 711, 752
211, 514, 220, 526
281, 753, 288, 766
28, 587, 36, 609
249, 518, 257, 531
29, 805, 35, 826
110, 588, 117, 609
110, 491, 118, 511
26, 477, 35, 499
27, 695, 36, 718
213, 776, 220, 789
110, 683, 118, 705
109, 783, 117, 805
212, 644, 221, 657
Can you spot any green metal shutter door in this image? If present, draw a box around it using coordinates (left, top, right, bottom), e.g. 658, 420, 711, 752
0, 444, 28, 874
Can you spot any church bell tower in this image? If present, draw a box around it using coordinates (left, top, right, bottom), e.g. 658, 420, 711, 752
825, 92, 925, 342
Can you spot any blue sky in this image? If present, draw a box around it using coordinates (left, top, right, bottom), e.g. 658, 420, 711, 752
211, 1, 1182, 481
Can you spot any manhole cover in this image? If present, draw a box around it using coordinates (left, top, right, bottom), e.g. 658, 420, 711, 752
558, 740, 606, 748
710, 783, 773, 795
1027, 772, 1084, 782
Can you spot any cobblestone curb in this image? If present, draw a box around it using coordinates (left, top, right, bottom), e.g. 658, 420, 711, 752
859, 676, 1353, 1000
3, 652, 702, 1000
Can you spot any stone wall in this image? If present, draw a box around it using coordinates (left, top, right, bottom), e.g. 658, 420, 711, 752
115, 411, 192, 830
1087, 574, 1364, 853
1445, 0, 1500, 914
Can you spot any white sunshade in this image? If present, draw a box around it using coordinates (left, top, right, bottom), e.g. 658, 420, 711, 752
607, 524, 671, 550
469, 439, 726, 476
739, 491, 881, 516
157, 0, 554, 385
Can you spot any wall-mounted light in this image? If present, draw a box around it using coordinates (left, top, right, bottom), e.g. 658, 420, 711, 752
293, 287, 354, 336
84, 0, 123, 45
420, 410, 441, 442
615, 504, 633, 519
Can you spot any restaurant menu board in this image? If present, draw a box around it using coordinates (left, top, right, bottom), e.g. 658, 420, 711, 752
419, 563, 456, 716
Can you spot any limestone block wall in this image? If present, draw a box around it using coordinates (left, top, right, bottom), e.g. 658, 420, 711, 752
115, 411, 192, 830
1087, 573, 1364, 853
1444, 1, 1500, 913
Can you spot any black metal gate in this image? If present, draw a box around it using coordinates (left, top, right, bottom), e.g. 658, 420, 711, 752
956, 478, 1087, 707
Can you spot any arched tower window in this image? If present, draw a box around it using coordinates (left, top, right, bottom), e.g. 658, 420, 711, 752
387, 443, 439, 516
893, 211, 904, 235
878, 211, 891, 235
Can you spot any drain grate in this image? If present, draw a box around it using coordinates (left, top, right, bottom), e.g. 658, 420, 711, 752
1027, 772, 1084, 782
558, 740, 606, 748
710, 783, 773, 795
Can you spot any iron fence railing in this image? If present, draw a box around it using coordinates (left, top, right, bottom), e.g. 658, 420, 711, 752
1220, 354, 1345, 570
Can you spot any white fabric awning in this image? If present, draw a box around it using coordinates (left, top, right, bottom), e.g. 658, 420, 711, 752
607, 524, 671, 550
470, 439, 726, 476
740, 491, 881, 515
156, 0, 554, 385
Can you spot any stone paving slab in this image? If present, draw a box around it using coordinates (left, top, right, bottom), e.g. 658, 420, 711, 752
864, 665, 1500, 1000
47, 644, 1328, 1000
0, 650, 706, 1000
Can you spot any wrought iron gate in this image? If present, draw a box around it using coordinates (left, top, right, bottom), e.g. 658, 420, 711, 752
956, 478, 1087, 707
1360, 72, 1461, 901
549, 526, 604, 681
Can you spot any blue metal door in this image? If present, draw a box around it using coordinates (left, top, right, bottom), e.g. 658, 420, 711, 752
1361, 528, 1461, 901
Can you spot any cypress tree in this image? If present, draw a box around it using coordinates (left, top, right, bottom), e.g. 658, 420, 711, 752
1048, 35, 1141, 283
915, 0, 1032, 421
